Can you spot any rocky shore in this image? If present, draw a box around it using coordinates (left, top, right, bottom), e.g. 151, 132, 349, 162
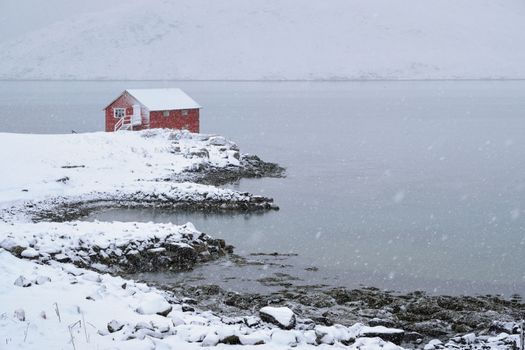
165, 133, 286, 186
161, 278, 524, 347
17, 186, 278, 223
178, 154, 286, 186
0, 221, 234, 273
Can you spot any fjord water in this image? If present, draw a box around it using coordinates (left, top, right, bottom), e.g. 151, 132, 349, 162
2, 80, 524, 296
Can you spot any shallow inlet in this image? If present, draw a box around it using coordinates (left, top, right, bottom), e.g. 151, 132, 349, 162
3, 80, 525, 297
84, 177, 525, 298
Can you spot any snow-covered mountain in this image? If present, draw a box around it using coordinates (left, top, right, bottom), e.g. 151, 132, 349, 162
0, 0, 524, 80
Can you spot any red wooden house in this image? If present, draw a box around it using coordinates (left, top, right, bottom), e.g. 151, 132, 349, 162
104, 88, 201, 132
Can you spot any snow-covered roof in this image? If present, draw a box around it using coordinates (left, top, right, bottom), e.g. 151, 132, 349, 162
125, 88, 201, 111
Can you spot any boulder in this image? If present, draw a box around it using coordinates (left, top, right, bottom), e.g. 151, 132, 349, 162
14, 275, 32, 287
107, 320, 124, 333
21, 247, 40, 258
271, 329, 298, 346
209, 136, 227, 146
260, 306, 296, 330
202, 332, 219, 347
136, 293, 172, 316
220, 335, 241, 345
368, 317, 397, 328
359, 325, 405, 345
35, 276, 51, 285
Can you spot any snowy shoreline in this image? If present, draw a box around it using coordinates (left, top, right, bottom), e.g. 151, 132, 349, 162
0, 130, 523, 349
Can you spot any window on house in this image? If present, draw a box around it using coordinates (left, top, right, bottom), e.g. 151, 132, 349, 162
181, 110, 189, 116
114, 108, 125, 119
163, 111, 170, 117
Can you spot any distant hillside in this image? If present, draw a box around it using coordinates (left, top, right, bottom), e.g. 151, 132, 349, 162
0, 0, 524, 80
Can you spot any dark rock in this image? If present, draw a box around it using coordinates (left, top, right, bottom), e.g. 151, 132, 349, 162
157, 306, 173, 317
182, 297, 198, 305
451, 323, 473, 334
182, 305, 195, 312
369, 318, 397, 328
107, 320, 124, 333
360, 329, 404, 345
220, 335, 241, 345
403, 331, 424, 343
436, 296, 466, 311
406, 299, 441, 316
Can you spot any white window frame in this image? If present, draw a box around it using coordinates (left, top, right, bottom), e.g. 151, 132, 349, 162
113, 108, 125, 119
181, 109, 189, 116
163, 111, 170, 117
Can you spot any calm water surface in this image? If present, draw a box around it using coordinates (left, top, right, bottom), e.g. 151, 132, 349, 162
1, 80, 524, 296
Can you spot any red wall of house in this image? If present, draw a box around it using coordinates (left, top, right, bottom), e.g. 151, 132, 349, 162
104, 93, 138, 132
149, 109, 200, 133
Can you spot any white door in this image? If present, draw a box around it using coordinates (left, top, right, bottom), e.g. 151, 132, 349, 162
132, 104, 141, 126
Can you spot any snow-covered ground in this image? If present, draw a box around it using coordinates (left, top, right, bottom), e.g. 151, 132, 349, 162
0, 130, 240, 214
0, 0, 524, 80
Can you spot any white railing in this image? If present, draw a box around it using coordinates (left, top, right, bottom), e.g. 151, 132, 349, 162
520, 320, 525, 350
114, 115, 133, 131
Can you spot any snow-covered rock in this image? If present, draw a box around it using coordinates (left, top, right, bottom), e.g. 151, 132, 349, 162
20, 247, 39, 258
260, 306, 296, 330
35, 275, 51, 285
359, 325, 405, 345
271, 329, 298, 346
107, 320, 125, 333
13, 275, 31, 287
136, 294, 173, 317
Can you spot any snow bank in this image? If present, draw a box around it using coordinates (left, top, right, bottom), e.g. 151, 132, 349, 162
0, 130, 238, 205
